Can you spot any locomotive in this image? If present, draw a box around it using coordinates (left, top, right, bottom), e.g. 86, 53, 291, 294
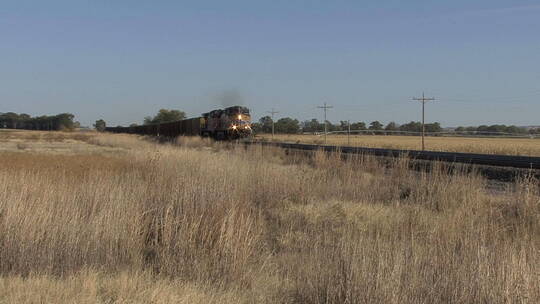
105, 106, 252, 140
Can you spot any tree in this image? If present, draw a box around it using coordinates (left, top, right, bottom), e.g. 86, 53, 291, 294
1, 112, 20, 129
258, 116, 273, 133
94, 119, 107, 132
424, 122, 442, 133
369, 121, 383, 131
250, 122, 262, 133
384, 122, 399, 132
487, 125, 506, 134
143, 116, 153, 125
54, 113, 75, 130
144, 109, 186, 125
18, 113, 31, 129
350, 121, 366, 131
302, 119, 323, 133
324, 120, 337, 132
477, 125, 489, 134
0, 112, 75, 131
505, 125, 527, 134
275, 117, 300, 134
400, 121, 421, 133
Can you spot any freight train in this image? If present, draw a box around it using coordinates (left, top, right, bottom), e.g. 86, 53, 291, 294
105, 106, 252, 140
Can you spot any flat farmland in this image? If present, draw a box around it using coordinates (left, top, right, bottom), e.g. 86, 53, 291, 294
257, 133, 540, 156
1, 130, 539, 303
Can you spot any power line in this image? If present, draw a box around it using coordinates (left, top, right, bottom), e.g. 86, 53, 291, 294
317, 102, 333, 145
412, 92, 436, 151
266, 108, 279, 140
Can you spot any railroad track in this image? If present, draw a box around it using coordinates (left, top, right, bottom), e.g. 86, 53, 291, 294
245, 142, 540, 181
247, 141, 540, 169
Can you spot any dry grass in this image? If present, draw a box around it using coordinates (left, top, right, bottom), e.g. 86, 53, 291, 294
0, 129, 124, 155
0, 130, 539, 303
258, 134, 540, 156
0, 270, 247, 304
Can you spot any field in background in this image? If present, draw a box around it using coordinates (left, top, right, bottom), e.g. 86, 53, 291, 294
1, 129, 539, 303
258, 133, 540, 156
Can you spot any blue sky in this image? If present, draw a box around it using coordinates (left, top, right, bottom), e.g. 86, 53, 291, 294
1, 1, 539, 127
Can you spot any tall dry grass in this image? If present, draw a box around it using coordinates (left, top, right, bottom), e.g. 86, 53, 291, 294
260, 133, 540, 156
0, 132, 539, 303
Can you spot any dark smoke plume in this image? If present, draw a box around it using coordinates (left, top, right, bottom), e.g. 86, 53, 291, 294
216, 89, 244, 107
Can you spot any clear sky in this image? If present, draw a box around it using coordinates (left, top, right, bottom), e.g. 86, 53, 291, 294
1, 0, 539, 127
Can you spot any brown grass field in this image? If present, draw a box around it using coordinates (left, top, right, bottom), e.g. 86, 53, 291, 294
258, 134, 540, 156
0, 129, 539, 303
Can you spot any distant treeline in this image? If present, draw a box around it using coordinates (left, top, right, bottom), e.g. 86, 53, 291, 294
0, 112, 77, 131
455, 125, 539, 135
252, 116, 539, 136
252, 117, 442, 134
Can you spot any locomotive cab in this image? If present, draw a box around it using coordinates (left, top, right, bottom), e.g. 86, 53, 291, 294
201, 106, 252, 139
225, 106, 252, 137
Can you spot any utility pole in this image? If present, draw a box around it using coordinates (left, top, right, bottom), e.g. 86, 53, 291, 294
267, 108, 279, 140
412, 92, 436, 150
317, 102, 333, 145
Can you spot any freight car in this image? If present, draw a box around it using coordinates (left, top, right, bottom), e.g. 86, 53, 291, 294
105, 106, 252, 140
